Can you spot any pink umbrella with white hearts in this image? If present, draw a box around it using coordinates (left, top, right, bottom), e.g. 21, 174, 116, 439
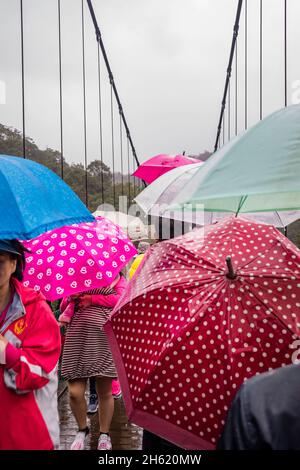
22, 216, 137, 301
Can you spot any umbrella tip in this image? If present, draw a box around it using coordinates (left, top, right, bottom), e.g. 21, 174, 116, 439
226, 255, 237, 280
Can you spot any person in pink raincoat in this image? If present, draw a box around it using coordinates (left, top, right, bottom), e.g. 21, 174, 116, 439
59, 273, 127, 451
0, 239, 61, 450
58, 274, 125, 325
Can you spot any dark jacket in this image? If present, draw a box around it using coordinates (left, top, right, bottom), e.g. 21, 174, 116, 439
217, 363, 300, 450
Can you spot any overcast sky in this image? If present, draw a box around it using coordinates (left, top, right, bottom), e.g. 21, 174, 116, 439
0, 0, 299, 172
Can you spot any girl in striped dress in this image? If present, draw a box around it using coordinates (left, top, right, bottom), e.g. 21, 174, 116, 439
60, 274, 127, 451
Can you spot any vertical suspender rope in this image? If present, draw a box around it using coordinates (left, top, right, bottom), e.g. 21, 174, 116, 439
110, 84, 116, 207
20, 0, 26, 158
245, 0, 248, 130
284, 0, 288, 244
119, 114, 124, 196
86, 0, 140, 169
214, 0, 243, 151
235, 41, 238, 136
127, 138, 131, 206
133, 160, 136, 199
284, 0, 287, 107
81, 0, 88, 207
222, 114, 225, 146
97, 42, 104, 204
58, 0, 64, 179
259, 0, 263, 120
228, 81, 231, 141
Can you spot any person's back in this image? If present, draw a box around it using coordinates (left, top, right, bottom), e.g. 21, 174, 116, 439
217, 363, 300, 450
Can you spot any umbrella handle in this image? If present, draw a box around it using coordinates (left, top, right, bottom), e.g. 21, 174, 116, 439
226, 256, 237, 280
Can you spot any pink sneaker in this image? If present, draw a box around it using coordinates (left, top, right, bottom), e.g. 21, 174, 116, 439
112, 379, 122, 399
97, 434, 112, 450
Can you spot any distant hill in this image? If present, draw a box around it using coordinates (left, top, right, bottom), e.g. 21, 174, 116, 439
0, 123, 140, 212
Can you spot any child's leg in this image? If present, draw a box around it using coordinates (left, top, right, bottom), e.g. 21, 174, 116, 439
68, 378, 88, 429
96, 376, 114, 434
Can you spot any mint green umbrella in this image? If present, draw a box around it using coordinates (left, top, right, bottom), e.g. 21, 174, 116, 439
168, 105, 300, 214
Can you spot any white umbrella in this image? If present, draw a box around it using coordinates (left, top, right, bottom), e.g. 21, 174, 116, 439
93, 210, 148, 240
135, 162, 300, 229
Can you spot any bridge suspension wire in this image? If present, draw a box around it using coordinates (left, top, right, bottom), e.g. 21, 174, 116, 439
119, 114, 124, 196
81, 0, 88, 207
228, 80, 231, 141
110, 84, 116, 207
284, 0, 287, 107
244, 0, 248, 129
235, 41, 238, 136
259, 0, 263, 120
57, 0, 64, 179
97, 42, 104, 204
20, 0, 26, 158
86, 0, 140, 171
127, 138, 131, 205
214, 0, 244, 152
133, 160, 137, 199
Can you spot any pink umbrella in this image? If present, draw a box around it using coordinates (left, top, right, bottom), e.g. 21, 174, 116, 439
22, 216, 137, 301
133, 154, 200, 184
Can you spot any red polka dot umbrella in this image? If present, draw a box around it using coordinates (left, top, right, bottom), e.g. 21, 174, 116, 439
105, 217, 300, 449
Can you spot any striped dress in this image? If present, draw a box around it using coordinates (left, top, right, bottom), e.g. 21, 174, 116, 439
61, 286, 117, 381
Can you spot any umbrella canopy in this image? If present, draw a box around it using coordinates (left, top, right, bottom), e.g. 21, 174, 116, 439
135, 162, 300, 228
105, 217, 300, 449
133, 154, 200, 184
0, 155, 94, 239
22, 216, 137, 301
93, 210, 148, 241
167, 105, 300, 214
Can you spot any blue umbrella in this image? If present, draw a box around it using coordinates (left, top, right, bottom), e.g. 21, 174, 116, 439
0, 155, 94, 239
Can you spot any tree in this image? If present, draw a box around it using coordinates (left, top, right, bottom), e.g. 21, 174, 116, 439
0, 123, 139, 213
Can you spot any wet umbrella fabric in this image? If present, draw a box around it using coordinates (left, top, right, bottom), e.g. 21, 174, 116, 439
22, 216, 137, 301
105, 217, 300, 449
135, 162, 300, 228
0, 155, 94, 239
168, 105, 300, 214
133, 154, 200, 184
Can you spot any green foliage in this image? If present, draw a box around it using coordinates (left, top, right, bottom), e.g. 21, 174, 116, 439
0, 124, 140, 212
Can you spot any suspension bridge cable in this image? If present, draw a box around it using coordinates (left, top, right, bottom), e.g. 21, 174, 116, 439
222, 114, 225, 146
284, 0, 287, 107
86, 0, 140, 168
214, 0, 243, 152
20, 0, 26, 159
81, 0, 88, 207
127, 138, 131, 206
97, 42, 104, 204
119, 114, 124, 196
235, 41, 238, 136
228, 80, 231, 141
245, 0, 248, 129
260, 0, 263, 120
110, 84, 116, 207
133, 160, 136, 199
57, 0, 64, 179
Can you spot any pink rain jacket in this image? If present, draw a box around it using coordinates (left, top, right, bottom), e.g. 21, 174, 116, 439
0, 279, 61, 450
